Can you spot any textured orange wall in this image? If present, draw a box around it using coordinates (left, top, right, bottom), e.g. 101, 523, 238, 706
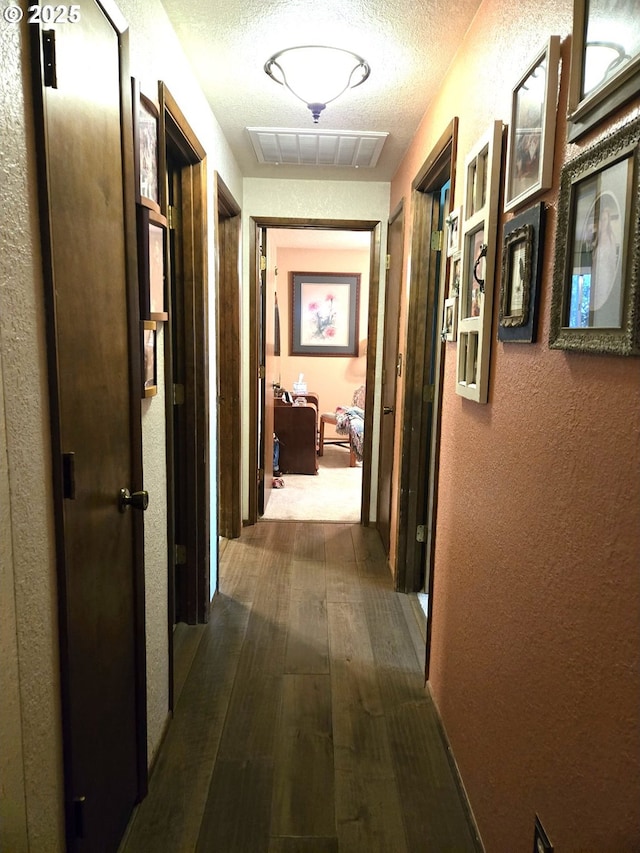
273, 247, 369, 419
391, 1, 640, 850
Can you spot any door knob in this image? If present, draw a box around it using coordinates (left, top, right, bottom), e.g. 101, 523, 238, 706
118, 488, 149, 513
383, 406, 394, 415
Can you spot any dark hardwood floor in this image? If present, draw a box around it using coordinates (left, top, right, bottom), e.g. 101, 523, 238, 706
121, 522, 482, 852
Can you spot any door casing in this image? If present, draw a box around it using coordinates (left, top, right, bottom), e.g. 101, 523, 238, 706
247, 217, 382, 526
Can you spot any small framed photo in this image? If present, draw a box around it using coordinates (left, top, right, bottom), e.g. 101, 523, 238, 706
449, 251, 462, 297
446, 206, 462, 256
132, 78, 160, 212
442, 296, 458, 342
568, 0, 640, 141
499, 202, 545, 343
290, 272, 360, 356
505, 36, 560, 212
550, 115, 640, 355
143, 320, 157, 398
137, 205, 168, 322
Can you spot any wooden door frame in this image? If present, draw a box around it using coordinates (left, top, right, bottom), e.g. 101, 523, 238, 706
247, 217, 382, 526
395, 120, 458, 602
215, 174, 242, 540
29, 1, 148, 833
159, 84, 209, 653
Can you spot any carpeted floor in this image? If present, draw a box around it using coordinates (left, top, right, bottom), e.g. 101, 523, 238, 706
263, 444, 362, 522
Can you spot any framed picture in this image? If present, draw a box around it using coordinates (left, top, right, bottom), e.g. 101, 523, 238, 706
442, 296, 458, 342
446, 206, 462, 256
568, 0, 640, 141
137, 205, 168, 321
499, 202, 545, 343
143, 321, 157, 398
132, 78, 160, 212
549, 115, 640, 355
449, 251, 462, 297
505, 36, 560, 212
290, 272, 360, 356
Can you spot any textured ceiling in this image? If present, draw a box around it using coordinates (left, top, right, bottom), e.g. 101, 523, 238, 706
160, 0, 483, 182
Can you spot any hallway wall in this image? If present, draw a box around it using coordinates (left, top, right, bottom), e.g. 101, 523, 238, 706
390, 1, 640, 850
0, 3, 242, 848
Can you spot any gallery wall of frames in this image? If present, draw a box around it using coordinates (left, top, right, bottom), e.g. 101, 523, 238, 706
442, 2, 640, 403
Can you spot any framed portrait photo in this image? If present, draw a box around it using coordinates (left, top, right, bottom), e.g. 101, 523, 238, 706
290, 272, 360, 356
132, 78, 160, 212
137, 205, 168, 322
550, 115, 640, 355
442, 296, 458, 342
446, 206, 462, 256
505, 36, 560, 212
498, 202, 545, 343
568, 0, 640, 140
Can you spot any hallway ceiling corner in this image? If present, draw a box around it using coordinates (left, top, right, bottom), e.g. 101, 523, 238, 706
160, 0, 484, 183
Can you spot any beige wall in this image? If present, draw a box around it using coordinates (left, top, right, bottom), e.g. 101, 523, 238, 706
0, 2, 243, 848
273, 246, 369, 422
390, 0, 640, 849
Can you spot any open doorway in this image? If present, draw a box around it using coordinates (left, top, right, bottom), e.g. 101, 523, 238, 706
263, 228, 370, 522
248, 219, 382, 526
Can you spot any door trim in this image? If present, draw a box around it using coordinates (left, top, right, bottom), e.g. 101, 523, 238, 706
247, 217, 382, 527
396, 119, 458, 602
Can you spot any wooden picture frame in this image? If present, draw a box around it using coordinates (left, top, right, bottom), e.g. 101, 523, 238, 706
132, 78, 160, 212
505, 36, 560, 212
550, 115, 640, 355
567, 0, 640, 141
449, 251, 461, 297
499, 202, 546, 343
446, 206, 462, 256
290, 271, 360, 356
137, 204, 169, 322
143, 320, 157, 398
442, 296, 458, 342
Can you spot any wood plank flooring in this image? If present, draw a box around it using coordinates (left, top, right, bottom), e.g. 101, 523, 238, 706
121, 522, 482, 853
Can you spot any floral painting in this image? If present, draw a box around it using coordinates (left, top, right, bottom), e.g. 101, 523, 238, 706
290, 272, 360, 356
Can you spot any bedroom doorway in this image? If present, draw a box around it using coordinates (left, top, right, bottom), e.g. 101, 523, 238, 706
248, 219, 382, 526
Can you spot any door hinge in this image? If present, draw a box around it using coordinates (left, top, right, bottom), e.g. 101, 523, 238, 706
416, 524, 425, 543
42, 30, 58, 88
72, 796, 86, 839
168, 205, 180, 230
62, 452, 76, 500
175, 544, 187, 566
396, 352, 403, 377
258, 467, 264, 483
385, 253, 391, 270
260, 255, 267, 272
173, 383, 185, 405
423, 383, 435, 403
431, 229, 444, 252
258, 365, 265, 379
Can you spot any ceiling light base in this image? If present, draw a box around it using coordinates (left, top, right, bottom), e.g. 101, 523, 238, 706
308, 102, 326, 123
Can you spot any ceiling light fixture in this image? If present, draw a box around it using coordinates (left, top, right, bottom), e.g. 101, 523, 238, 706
264, 45, 370, 124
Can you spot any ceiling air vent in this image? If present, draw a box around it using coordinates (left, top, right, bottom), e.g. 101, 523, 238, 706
247, 127, 388, 168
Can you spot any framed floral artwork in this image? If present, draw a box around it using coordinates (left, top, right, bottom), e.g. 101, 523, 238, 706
290, 272, 360, 356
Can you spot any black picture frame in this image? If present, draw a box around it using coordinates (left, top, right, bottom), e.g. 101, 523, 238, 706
290, 272, 360, 356
137, 204, 169, 322
550, 115, 640, 355
567, 0, 640, 141
132, 78, 160, 212
498, 202, 545, 343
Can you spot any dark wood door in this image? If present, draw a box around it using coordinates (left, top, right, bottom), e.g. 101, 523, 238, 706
377, 205, 405, 555
31, 4, 145, 850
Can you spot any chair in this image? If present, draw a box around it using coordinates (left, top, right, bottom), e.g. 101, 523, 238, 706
319, 385, 365, 467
